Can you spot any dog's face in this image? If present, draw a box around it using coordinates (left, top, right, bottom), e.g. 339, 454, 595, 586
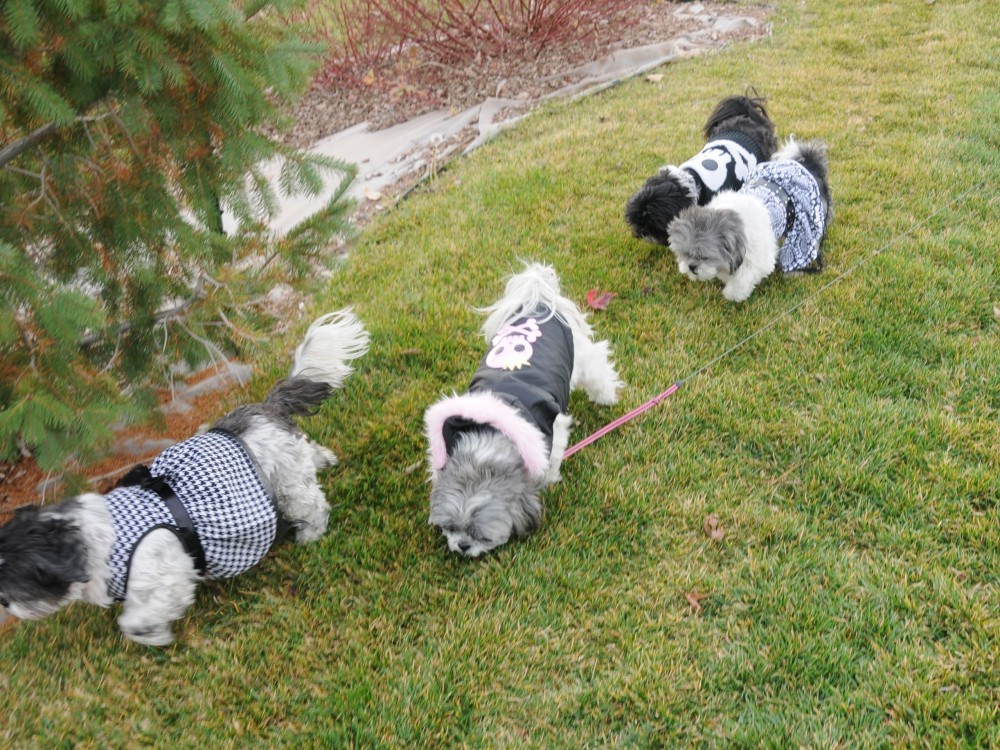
667, 206, 747, 283
0, 504, 89, 620
429, 487, 517, 557
429, 431, 542, 557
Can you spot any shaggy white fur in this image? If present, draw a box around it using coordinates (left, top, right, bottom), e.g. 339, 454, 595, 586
703, 191, 777, 302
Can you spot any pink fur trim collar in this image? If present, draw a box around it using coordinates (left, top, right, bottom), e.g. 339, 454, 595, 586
424, 391, 550, 478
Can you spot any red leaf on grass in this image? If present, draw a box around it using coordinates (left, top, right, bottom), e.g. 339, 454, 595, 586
686, 591, 707, 615
585, 288, 617, 310
703, 513, 725, 541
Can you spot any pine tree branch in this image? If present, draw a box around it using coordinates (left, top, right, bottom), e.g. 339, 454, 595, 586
14, 313, 38, 370
0, 123, 58, 170
78, 295, 203, 349
1, 109, 116, 171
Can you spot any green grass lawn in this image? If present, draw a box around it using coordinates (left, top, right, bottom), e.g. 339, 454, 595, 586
3, 0, 998, 746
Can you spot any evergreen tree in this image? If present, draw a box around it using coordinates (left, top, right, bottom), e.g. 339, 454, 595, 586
0, 0, 354, 473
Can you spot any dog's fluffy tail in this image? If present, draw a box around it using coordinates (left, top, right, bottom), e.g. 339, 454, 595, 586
291, 309, 370, 387
479, 262, 593, 342
774, 136, 829, 182
262, 310, 369, 418
774, 136, 832, 218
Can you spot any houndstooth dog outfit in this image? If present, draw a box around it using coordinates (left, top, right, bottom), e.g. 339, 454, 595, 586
743, 158, 828, 273
429, 306, 574, 478
676, 130, 767, 206
104, 429, 278, 601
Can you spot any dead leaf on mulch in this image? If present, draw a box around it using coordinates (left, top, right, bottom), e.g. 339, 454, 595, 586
703, 513, 725, 540
585, 288, 616, 310
686, 591, 708, 615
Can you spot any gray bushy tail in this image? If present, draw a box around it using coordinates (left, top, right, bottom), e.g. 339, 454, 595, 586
265, 309, 370, 419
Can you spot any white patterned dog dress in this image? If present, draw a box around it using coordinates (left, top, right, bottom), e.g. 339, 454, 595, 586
742, 158, 829, 273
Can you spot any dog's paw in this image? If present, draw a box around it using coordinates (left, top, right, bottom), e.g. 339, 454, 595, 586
722, 281, 753, 303
312, 444, 338, 469
120, 622, 175, 647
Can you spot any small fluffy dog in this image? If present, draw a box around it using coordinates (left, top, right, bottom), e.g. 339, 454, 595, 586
667, 137, 832, 302
0, 310, 368, 646
625, 93, 779, 246
424, 263, 622, 557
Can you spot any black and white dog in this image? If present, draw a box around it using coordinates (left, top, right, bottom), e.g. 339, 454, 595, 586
625, 93, 779, 246
667, 137, 832, 302
424, 263, 622, 557
0, 311, 368, 646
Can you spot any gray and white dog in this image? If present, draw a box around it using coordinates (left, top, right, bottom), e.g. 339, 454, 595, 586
0, 310, 368, 646
424, 263, 622, 557
667, 137, 832, 302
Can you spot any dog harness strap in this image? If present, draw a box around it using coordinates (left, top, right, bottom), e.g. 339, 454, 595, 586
116, 465, 207, 575
745, 177, 796, 239
149, 477, 207, 576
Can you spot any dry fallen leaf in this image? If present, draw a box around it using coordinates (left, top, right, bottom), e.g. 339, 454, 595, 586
686, 591, 707, 614
364, 187, 383, 202
647, 74, 664, 83
585, 288, 617, 310
703, 513, 725, 541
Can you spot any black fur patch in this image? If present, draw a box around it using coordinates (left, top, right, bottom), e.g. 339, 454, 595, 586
0, 502, 89, 608
702, 93, 779, 159
624, 172, 696, 245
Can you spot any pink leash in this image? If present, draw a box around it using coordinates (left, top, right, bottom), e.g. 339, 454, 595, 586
563, 382, 681, 458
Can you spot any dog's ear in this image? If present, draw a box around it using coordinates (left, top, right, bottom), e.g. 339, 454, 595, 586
716, 209, 746, 273
725, 236, 745, 273
513, 491, 543, 537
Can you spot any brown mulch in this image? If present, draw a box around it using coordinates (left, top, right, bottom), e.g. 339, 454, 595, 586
1, 367, 252, 516
1, 1, 771, 515
272, 1, 771, 148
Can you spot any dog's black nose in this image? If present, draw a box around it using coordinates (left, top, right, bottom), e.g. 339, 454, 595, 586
688, 264, 698, 274
458, 541, 471, 553
0, 597, 8, 609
